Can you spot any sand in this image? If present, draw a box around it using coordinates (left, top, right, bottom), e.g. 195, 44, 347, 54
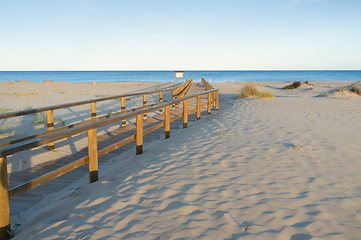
1, 80, 361, 239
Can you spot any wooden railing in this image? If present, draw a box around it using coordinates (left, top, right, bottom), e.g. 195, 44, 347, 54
0, 79, 193, 149
201, 78, 219, 110
0, 78, 217, 239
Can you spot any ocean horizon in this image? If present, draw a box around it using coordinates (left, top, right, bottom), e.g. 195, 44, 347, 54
0, 70, 360, 83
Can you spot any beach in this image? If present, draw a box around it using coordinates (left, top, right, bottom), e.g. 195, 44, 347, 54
1, 80, 361, 239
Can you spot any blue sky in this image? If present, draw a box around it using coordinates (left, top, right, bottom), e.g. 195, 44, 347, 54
0, 0, 360, 70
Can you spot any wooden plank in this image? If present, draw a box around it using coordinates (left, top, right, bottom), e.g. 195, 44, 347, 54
170, 113, 183, 122
46, 110, 55, 151
143, 122, 164, 135
0, 157, 10, 240
98, 135, 136, 157
9, 156, 89, 199
88, 128, 98, 183
189, 108, 197, 114
136, 114, 143, 155
165, 105, 170, 139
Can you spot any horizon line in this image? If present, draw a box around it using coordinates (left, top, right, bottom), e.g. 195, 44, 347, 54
1, 69, 360, 72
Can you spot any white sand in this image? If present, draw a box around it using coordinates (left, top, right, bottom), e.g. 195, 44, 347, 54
3, 81, 361, 239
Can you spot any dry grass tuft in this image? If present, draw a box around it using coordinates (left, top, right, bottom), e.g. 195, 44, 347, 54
351, 85, 361, 96
0, 107, 11, 114
239, 84, 259, 98
335, 88, 350, 93
239, 85, 274, 99
257, 90, 274, 98
283, 81, 302, 90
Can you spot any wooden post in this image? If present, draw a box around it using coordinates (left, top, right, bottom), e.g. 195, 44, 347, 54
207, 92, 212, 114
0, 157, 10, 240
183, 100, 188, 128
91, 102, 96, 119
143, 94, 147, 120
197, 95, 201, 120
159, 91, 163, 114
121, 97, 126, 127
165, 105, 170, 139
216, 90, 219, 110
46, 110, 55, 151
136, 114, 143, 155
88, 128, 98, 183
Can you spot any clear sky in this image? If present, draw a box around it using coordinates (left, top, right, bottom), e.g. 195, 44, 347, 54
0, 0, 360, 70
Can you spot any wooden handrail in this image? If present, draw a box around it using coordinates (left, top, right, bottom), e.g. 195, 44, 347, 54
0, 82, 187, 120
201, 78, 219, 110
0, 79, 192, 148
0, 78, 217, 240
0, 89, 214, 158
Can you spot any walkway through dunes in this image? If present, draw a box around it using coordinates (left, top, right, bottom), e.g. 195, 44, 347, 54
7, 82, 209, 217
11, 81, 361, 240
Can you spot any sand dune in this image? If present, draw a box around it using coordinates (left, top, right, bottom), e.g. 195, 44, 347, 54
2, 81, 361, 239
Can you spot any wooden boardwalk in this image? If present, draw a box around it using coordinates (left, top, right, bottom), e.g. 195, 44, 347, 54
8, 82, 209, 216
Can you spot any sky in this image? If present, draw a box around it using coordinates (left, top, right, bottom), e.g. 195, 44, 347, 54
0, 0, 360, 70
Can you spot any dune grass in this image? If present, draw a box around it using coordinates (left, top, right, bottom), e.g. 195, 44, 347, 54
0, 112, 14, 136
283, 81, 302, 90
239, 84, 274, 99
257, 90, 274, 98
238, 84, 259, 98
95, 94, 111, 98
351, 85, 361, 96
0, 107, 11, 114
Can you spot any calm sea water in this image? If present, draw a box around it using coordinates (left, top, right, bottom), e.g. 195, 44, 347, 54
0, 71, 360, 83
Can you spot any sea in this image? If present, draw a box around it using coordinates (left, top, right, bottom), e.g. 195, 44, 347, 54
0, 71, 360, 83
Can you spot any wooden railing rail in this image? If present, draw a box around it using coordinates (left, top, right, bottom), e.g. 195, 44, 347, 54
201, 78, 219, 110
0, 78, 214, 240
0, 81, 192, 120
0, 79, 193, 149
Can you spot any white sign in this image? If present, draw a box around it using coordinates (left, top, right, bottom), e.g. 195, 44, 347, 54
175, 72, 184, 78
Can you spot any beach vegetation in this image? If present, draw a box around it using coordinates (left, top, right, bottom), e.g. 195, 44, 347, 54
335, 88, 350, 93
95, 94, 111, 98
257, 90, 274, 98
239, 85, 274, 99
0, 119, 14, 136
238, 84, 259, 98
0, 107, 11, 114
283, 81, 302, 89
43, 79, 54, 83
15, 80, 32, 83
0, 108, 14, 136
351, 85, 361, 96
244, 224, 251, 231
0, 92, 39, 97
